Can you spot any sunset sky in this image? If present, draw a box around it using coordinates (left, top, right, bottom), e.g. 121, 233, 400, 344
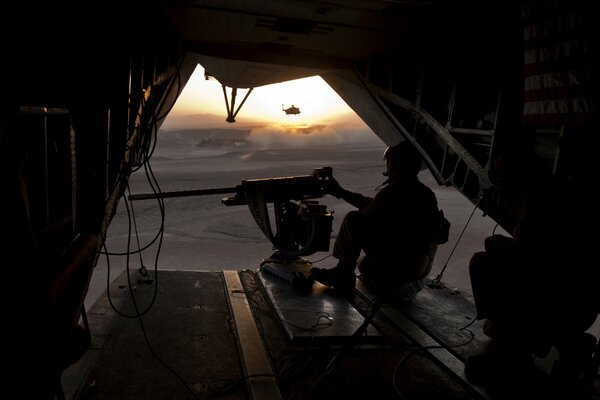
161, 64, 374, 137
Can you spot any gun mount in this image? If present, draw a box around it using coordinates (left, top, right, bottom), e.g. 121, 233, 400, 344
129, 167, 336, 289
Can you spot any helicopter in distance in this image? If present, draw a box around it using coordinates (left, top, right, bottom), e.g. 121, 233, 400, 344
282, 104, 301, 115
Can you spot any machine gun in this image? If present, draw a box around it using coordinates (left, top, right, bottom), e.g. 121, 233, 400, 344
128, 167, 336, 289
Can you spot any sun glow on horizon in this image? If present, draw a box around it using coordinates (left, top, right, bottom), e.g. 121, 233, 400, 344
165, 64, 368, 129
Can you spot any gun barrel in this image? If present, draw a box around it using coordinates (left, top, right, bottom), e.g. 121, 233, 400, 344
128, 166, 333, 203
128, 186, 239, 201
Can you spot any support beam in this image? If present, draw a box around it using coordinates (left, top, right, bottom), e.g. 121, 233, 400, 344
223, 270, 282, 400
222, 86, 253, 123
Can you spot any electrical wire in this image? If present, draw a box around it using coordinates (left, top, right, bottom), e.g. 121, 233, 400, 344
100, 119, 166, 257
492, 222, 500, 235
205, 308, 330, 395
127, 186, 146, 269
102, 201, 157, 319
298, 298, 383, 399
151, 63, 182, 126
308, 253, 332, 263
101, 105, 167, 318
391, 316, 476, 397
232, 288, 334, 333
282, 312, 333, 332
430, 195, 483, 289
228, 284, 331, 389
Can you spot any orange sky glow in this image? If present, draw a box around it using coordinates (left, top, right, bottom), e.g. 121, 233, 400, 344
162, 64, 373, 134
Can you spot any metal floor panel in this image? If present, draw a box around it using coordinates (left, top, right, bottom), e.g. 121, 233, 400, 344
257, 264, 381, 344
355, 279, 491, 400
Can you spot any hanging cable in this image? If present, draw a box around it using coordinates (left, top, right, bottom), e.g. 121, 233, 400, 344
429, 195, 482, 289
101, 112, 165, 317
100, 117, 166, 257
126, 185, 151, 283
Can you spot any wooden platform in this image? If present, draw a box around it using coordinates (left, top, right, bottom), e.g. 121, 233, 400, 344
62, 269, 600, 400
